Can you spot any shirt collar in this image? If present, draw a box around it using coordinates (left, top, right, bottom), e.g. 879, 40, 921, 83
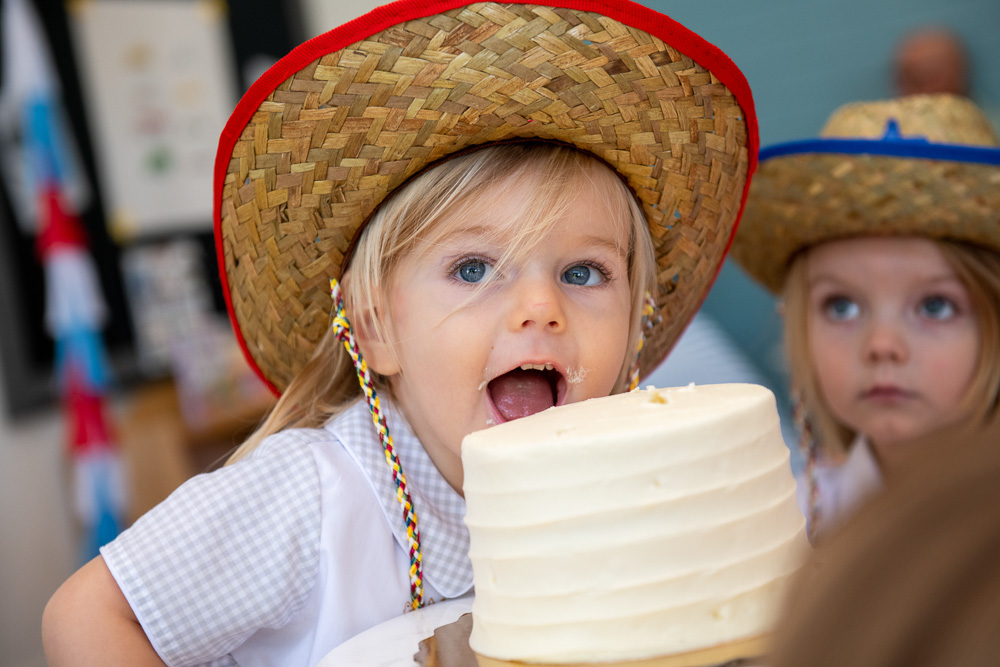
843, 435, 883, 497
327, 398, 473, 600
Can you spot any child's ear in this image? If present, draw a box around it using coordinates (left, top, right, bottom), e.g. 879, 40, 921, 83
351, 305, 401, 377
342, 275, 401, 377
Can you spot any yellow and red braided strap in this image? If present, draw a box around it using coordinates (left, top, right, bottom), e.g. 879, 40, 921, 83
627, 292, 661, 392
792, 389, 820, 542
330, 279, 424, 609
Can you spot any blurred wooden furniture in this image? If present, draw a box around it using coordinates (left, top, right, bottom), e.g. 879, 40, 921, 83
117, 378, 274, 523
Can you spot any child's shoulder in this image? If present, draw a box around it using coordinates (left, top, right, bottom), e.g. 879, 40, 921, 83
254, 423, 344, 460
246, 422, 355, 481
247, 407, 373, 489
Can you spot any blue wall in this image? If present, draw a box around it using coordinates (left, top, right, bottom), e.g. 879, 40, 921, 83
640, 0, 1000, 400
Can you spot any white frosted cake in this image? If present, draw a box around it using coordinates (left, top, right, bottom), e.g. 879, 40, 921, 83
461, 383, 808, 666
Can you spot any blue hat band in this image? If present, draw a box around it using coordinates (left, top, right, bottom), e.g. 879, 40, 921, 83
761, 137, 1000, 166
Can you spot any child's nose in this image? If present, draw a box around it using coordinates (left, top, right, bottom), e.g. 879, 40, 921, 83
508, 275, 566, 333
863, 320, 908, 364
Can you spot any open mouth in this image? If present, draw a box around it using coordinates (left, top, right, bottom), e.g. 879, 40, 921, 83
487, 364, 565, 423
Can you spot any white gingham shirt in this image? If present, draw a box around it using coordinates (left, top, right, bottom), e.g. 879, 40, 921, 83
101, 398, 472, 666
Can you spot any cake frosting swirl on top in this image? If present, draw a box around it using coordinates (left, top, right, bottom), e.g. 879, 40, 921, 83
461, 383, 808, 664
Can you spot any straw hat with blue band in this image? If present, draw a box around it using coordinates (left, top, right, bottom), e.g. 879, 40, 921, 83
214, 0, 758, 397
732, 93, 1000, 294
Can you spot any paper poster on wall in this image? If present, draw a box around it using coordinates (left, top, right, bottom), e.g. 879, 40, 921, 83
69, 0, 237, 239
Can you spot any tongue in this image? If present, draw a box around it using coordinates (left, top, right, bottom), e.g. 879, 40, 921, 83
489, 369, 555, 421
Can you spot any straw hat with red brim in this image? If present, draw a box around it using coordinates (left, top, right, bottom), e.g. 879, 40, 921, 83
733, 93, 1000, 294
214, 0, 758, 395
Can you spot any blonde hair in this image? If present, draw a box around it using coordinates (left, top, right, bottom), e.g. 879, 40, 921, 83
783, 238, 1000, 460
227, 142, 656, 463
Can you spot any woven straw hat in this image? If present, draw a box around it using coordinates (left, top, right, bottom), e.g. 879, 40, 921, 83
732, 93, 1000, 294
214, 0, 757, 394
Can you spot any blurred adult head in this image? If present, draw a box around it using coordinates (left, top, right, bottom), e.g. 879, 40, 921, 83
894, 27, 969, 97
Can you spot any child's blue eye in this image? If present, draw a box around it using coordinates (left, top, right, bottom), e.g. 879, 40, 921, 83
456, 259, 492, 283
825, 296, 859, 321
920, 296, 956, 320
562, 264, 603, 286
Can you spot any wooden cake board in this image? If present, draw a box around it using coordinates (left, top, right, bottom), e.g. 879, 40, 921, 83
474, 634, 768, 667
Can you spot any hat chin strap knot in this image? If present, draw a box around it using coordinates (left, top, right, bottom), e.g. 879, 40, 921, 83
330, 278, 425, 609
880, 117, 929, 143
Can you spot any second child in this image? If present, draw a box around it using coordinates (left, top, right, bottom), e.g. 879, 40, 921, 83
733, 94, 1000, 540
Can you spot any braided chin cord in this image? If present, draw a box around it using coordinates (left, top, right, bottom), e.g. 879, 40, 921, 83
791, 389, 820, 542
330, 279, 424, 609
628, 292, 661, 392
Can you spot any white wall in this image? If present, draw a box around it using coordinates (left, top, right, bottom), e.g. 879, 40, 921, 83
0, 371, 76, 667
300, 0, 386, 38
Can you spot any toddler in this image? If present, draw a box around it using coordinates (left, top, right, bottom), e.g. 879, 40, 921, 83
732, 93, 1000, 540
42, 0, 756, 663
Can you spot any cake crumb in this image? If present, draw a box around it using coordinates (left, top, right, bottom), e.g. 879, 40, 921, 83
649, 391, 668, 404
